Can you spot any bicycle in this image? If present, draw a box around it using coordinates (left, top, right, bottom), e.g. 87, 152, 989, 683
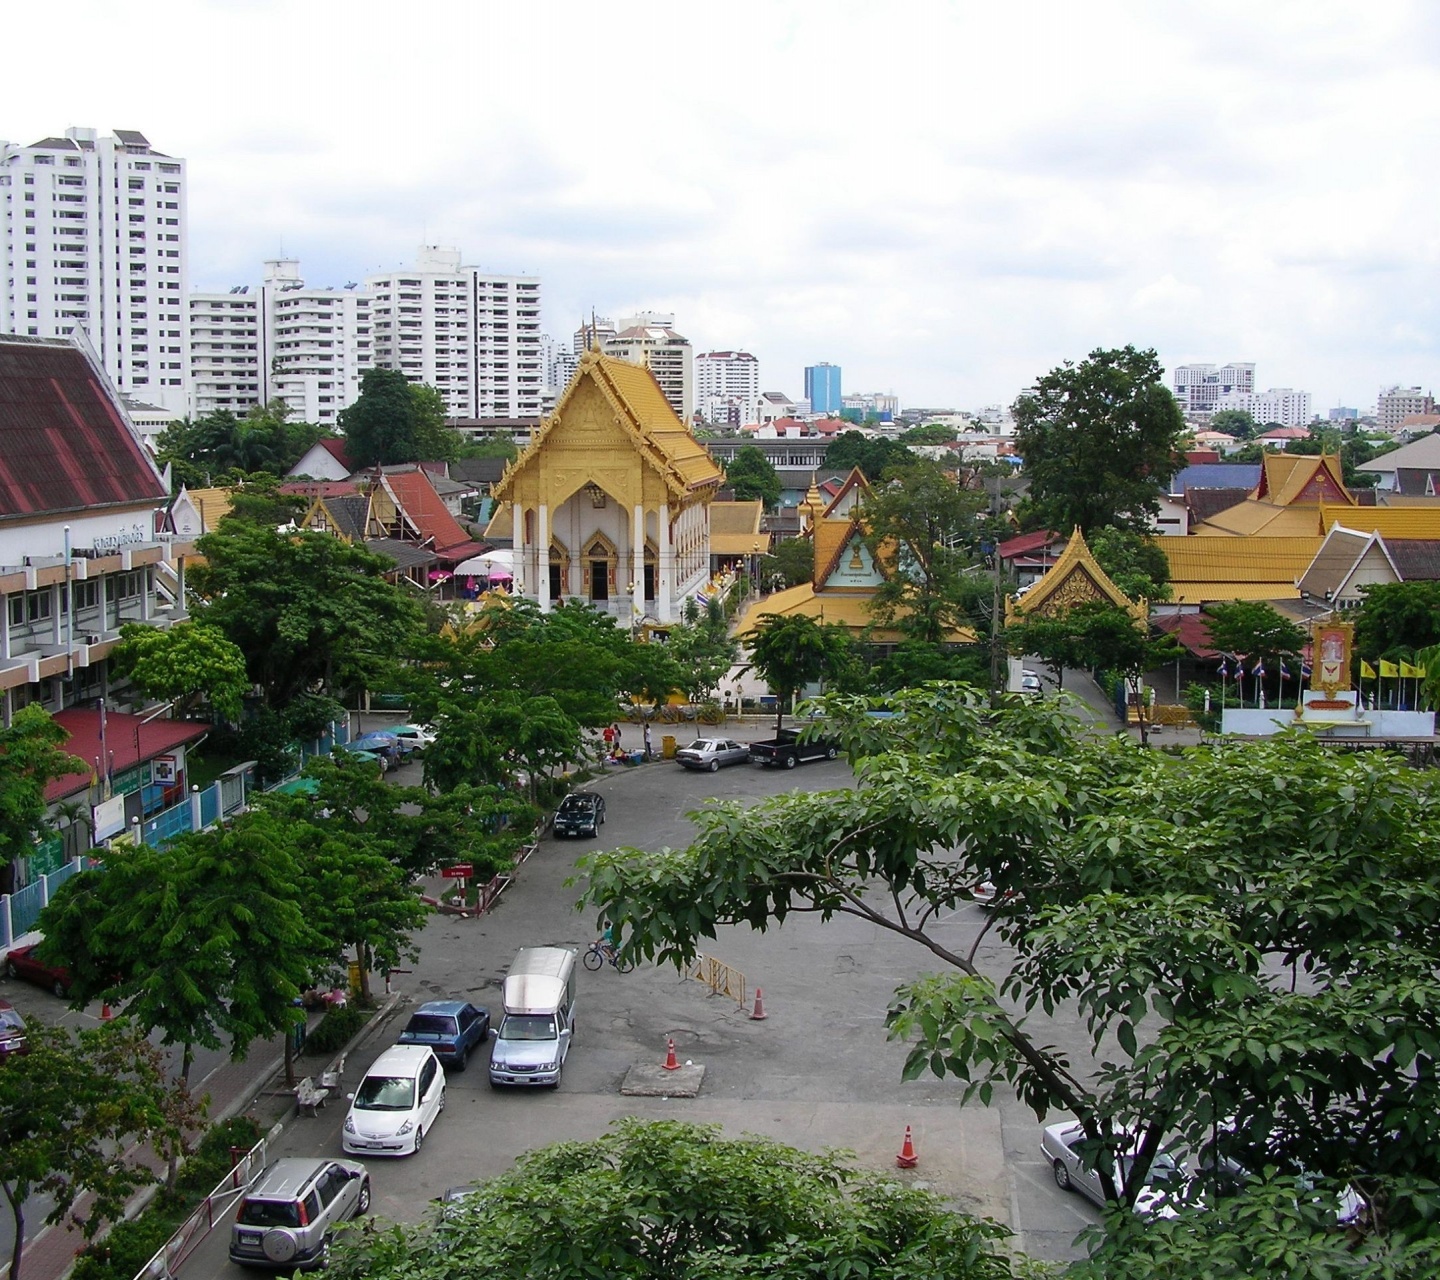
582, 939, 634, 973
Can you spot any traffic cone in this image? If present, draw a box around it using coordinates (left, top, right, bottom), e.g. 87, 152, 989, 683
662, 1037, 680, 1071
896, 1125, 918, 1168
750, 987, 767, 1020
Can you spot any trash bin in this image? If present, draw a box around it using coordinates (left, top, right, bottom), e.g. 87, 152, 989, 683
662, 735, 677, 759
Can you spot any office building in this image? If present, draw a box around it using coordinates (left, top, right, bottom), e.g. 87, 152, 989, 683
1377, 386, 1435, 432
2, 127, 189, 414
695, 350, 760, 426
603, 314, 694, 422
573, 316, 616, 355
805, 362, 842, 414
1172, 362, 1255, 414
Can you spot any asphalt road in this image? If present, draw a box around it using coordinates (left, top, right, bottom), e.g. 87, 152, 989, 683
167, 730, 1098, 1280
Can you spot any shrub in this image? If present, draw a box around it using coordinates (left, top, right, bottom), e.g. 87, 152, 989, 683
303, 1002, 368, 1057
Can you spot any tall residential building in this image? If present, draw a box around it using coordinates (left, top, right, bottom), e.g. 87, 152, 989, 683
572, 316, 616, 355
695, 350, 760, 426
603, 315, 694, 422
188, 288, 261, 418
805, 362, 842, 414
1377, 386, 1435, 432
1216, 387, 1312, 429
1172, 362, 1255, 414
262, 259, 372, 428
2, 127, 189, 413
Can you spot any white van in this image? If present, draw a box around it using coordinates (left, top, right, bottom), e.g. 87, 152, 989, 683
488, 946, 578, 1087
342, 1044, 445, 1157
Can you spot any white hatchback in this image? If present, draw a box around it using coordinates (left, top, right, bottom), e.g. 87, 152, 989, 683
342, 1044, 445, 1158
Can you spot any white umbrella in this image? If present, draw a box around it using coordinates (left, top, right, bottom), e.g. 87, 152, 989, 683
453, 550, 514, 576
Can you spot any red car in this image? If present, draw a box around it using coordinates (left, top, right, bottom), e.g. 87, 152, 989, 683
0, 1000, 27, 1058
4, 944, 73, 998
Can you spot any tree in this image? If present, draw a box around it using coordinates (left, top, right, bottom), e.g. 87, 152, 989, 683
1204, 601, 1307, 669
758, 536, 813, 590
723, 446, 782, 509
745, 613, 854, 730
1065, 601, 1183, 744
1087, 527, 1171, 603
823, 431, 916, 481
900, 422, 960, 446
423, 692, 581, 801
1353, 581, 1440, 659
0, 706, 83, 884
329, 1119, 1018, 1280
580, 691, 1440, 1251
340, 369, 456, 466
189, 523, 423, 707
661, 606, 738, 703
1003, 611, 1092, 691
1208, 408, 1257, 440
156, 403, 328, 488
110, 621, 250, 721
1013, 346, 1187, 535
860, 459, 987, 645
1, 1021, 196, 1280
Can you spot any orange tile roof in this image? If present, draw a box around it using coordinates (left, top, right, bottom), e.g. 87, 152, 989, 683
383, 470, 472, 553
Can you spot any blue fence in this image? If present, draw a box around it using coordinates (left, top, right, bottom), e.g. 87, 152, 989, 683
2, 858, 83, 946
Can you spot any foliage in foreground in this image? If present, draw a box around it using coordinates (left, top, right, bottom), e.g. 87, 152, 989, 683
329, 1119, 1025, 1280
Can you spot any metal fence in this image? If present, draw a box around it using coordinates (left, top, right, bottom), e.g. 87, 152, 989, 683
1, 857, 84, 947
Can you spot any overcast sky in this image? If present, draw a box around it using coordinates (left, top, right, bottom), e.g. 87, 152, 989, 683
6, 0, 1438, 411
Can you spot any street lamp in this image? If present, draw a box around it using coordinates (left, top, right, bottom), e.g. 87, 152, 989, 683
751, 540, 761, 595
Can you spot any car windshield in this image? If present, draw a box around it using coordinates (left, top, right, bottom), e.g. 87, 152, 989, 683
354, 1074, 416, 1110
0, 1009, 23, 1031
682, 740, 712, 752
403, 1014, 457, 1039
500, 1014, 557, 1041
238, 1198, 301, 1228
558, 796, 592, 813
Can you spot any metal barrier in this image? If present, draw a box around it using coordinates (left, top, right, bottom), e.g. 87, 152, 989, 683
133, 1134, 268, 1280
141, 798, 193, 848
2, 859, 83, 943
687, 954, 747, 1008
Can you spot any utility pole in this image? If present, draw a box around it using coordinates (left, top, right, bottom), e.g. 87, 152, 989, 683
985, 476, 1005, 708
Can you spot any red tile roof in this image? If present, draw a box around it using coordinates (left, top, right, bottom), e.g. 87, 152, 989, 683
1154, 612, 1220, 660
0, 336, 167, 518
317, 438, 355, 468
279, 480, 361, 499
383, 470, 472, 555
998, 529, 1062, 558
46, 708, 209, 802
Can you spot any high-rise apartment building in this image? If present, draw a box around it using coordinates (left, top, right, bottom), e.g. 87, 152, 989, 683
2, 127, 189, 413
804, 362, 842, 414
695, 350, 760, 427
262, 259, 372, 428
1172, 362, 1255, 414
603, 314, 694, 422
1377, 386, 1435, 432
573, 316, 616, 355
1216, 387, 1312, 429
188, 288, 261, 418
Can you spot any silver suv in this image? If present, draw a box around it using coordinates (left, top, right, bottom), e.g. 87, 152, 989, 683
229, 1157, 370, 1270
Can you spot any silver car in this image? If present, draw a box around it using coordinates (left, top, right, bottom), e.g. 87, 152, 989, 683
229, 1157, 370, 1269
674, 737, 750, 771
1041, 1120, 1184, 1217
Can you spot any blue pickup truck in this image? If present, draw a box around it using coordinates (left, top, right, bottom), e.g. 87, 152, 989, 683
748, 728, 839, 769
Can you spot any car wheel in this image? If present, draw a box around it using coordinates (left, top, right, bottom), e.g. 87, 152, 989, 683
453, 1049, 466, 1072
1052, 1160, 1072, 1191
708, 760, 718, 772
356, 1179, 371, 1216
826, 745, 838, 759
53, 979, 67, 999
5, 960, 17, 980
412, 1126, 424, 1155
783, 754, 797, 769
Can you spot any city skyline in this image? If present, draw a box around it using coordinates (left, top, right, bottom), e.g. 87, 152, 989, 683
4, 1, 1438, 413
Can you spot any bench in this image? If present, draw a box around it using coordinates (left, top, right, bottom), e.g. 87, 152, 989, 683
294, 1076, 329, 1116
320, 1053, 346, 1091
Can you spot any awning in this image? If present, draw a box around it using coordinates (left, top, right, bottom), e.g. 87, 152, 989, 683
453, 549, 513, 576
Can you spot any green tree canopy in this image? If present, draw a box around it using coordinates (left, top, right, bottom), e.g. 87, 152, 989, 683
1065, 601, 1183, 743
660, 604, 738, 703
1207, 408, 1257, 439
723, 446, 782, 509
1013, 346, 1187, 535
189, 523, 423, 707
1087, 527, 1171, 603
745, 613, 854, 729
1203, 600, 1307, 667
330, 1119, 1018, 1280
580, 689, 1440, 1251
0, 706, 83, 877
340, 369, 457, 466
111, 621, 250, 721
156, 403, 328, 488
759, 536, 814, 590
1354, 581, 1440, 658
823, 431, 917, 481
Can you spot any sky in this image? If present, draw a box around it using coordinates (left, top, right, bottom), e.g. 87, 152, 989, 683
5, 0, 1439, 412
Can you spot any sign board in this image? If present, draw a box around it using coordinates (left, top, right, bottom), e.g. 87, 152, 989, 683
152, 754, 177, 784
441, 864, 473, 879
94, 794, 127, 842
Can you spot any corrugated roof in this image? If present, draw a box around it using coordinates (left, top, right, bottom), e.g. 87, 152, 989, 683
1169, 582, 1302, 605
365, 539, 437, 571
710, 500, 764, 538
0, 335, 167, 518
1295, 528, 1375, 598
1358, 434, 1440, 474
383, 470, 472, 554
46, 709, 207, 802
1154, 612, 1220, 659
1322, 505, 1440, 539
1162, 536, 1322, 590
1387, 539, 1440, 581
1192, 502, 1324, 536
733, 583, 975, 643
1169, 463, 1262, 493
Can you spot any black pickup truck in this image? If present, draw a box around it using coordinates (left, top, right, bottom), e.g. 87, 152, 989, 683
748, 728, 839, 769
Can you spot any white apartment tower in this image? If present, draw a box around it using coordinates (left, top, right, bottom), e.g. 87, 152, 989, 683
2, 127, 189, 413
1172, 362, 1255, 414
188, 288, 261, 418
695, 350, 760, 427
1216, 387, 1313, 429
261, 259, 372, 428
604, 313, 694, 422
1377, 386, 1436, 432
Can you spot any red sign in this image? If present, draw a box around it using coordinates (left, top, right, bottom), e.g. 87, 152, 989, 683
441, 864, 473, 879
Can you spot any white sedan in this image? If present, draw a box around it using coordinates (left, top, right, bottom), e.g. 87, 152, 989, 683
673, 738, 750, 771
1041, 1120, 1185, 1216
390, 723, 437, 754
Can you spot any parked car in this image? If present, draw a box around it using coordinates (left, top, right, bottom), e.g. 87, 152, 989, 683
0, 999, 28, 1058
1197, 1121, 1367, 1227
229, 1157, 370, 1270
553, 791, 606, 837
389, 724, 436, 754
1020, 670, 1042, 696
397, 1000, 491, 1070
748, 729, 839, 769
674, 737, 750, 771
3, 944, 73, 998
342, 1044, 445, 1157
1042, 1120, 1185, 1216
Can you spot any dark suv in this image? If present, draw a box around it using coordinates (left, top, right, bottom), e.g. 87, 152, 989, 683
397, 1000, 491, 1069
230, 1158, 370, 1270
553, 791, 606, 838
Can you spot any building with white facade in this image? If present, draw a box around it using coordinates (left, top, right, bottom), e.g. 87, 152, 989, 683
2, 128, 189, 414
262, 260, 371, 429
1377, 386, 1435, 432
1172, 362, 1255, 414
603, 314, 694, 423
188, 289, 261, 418
695, 350, 759, 427
1216, 386, 1313, 429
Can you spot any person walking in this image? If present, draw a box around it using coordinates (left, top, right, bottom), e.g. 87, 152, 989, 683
643, 721, 653, 761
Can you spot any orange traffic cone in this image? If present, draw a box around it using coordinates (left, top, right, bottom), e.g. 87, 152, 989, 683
896, 1125, 918, 1168
750, 988, 767, 1020
662, 1037, 680, 1071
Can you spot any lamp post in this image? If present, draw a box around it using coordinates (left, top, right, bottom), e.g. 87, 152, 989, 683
751, 540, 761, 596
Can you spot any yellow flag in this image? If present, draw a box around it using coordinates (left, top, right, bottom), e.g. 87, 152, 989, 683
1361, 660, 1377, 679
1400, 661, 1420, 678
1379, 659, 1400, 678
